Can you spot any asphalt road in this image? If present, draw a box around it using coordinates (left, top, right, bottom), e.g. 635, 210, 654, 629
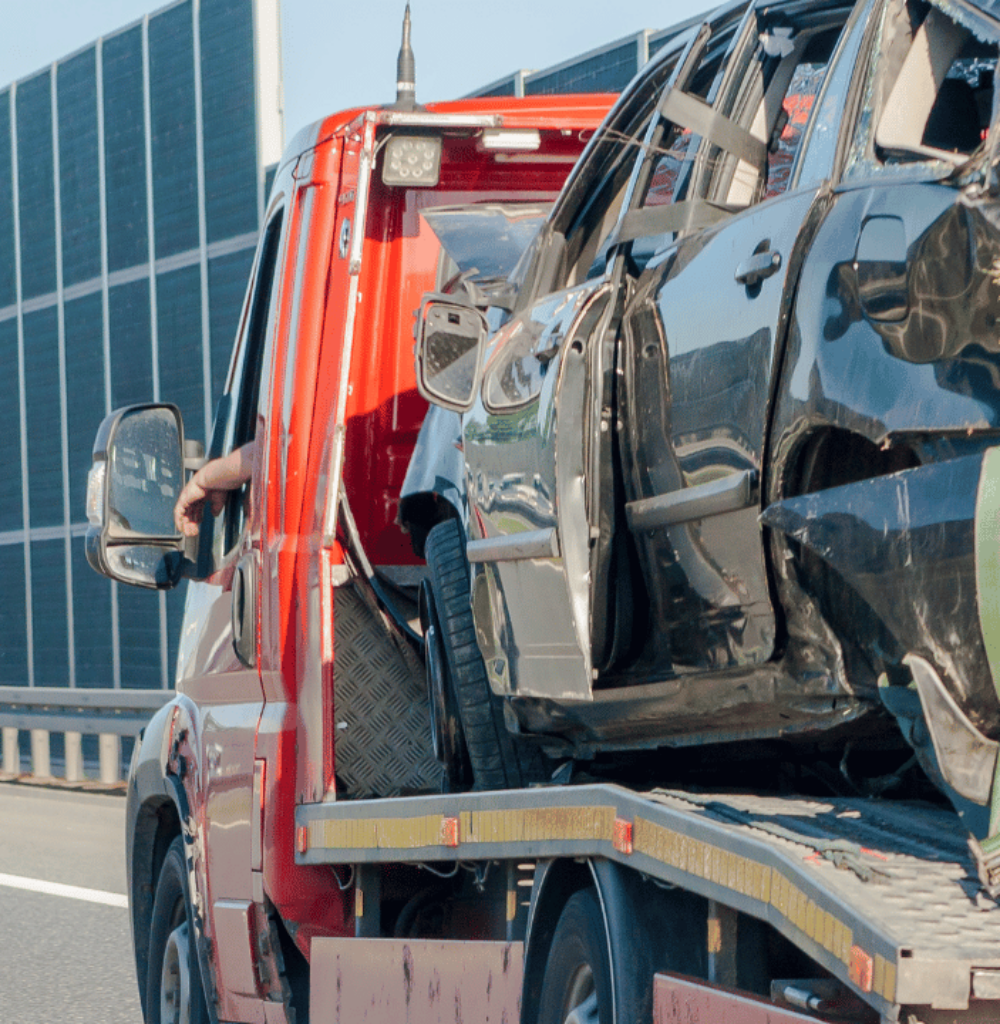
0, 784, 142, 1024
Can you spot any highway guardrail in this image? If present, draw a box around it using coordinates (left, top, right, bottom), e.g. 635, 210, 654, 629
0, 686, 174, 785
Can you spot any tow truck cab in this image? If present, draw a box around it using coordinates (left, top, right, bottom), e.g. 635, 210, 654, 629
84, 95, 613, 1021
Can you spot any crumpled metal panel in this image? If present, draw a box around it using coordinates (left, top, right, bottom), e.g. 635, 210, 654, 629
761, 455, 998, 743
333, 586, 441, 798
310, 937, 522, 1024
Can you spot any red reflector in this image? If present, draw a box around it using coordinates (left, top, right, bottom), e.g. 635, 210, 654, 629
296, 826, 309, 854
849, 945, 873, 992
613, 818, 633, 855
441, 817, 460, 847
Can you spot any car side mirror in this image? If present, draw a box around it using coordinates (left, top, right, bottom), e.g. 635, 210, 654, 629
415, 297, 488, 413
86, 403, 187, 590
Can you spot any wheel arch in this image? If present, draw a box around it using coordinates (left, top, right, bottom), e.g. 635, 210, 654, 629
522, 858, 708, 1024
127, 699, 200, 1019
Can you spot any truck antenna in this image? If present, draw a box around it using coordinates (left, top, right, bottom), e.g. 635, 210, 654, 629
393, 3, 419, 110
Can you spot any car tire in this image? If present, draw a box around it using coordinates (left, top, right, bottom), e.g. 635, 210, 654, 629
424, 519, 544, 791
536, 889, 612, 1024
145, 836, 210, 1024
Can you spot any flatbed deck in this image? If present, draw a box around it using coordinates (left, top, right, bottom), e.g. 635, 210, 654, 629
297, 783, 1000, 1018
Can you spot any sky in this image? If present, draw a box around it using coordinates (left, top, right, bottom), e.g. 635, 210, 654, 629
0, 0, 716, 143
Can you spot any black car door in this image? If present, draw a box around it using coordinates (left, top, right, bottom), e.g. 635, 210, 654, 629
616, 0, 860, 681
461, 14, 755, 702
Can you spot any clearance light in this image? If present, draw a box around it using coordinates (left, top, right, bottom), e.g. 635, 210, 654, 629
86, 462, 106, 526
382, 135, 441, 186
481, 128, 541, 152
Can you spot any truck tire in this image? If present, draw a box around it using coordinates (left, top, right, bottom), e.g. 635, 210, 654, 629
537, 889, 612, 1024
146, 836, 209, 1024
424, 519, 543, 791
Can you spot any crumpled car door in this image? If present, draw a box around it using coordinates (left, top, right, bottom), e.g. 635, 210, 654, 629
464, 281, 612, 701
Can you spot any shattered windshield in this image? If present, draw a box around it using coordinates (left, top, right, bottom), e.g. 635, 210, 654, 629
421, 203, 551, 285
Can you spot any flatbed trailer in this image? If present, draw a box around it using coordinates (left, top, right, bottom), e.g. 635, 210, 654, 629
298, 784, 1000, 1023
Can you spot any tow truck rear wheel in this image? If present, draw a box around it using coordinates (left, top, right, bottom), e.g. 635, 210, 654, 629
424, 519, 543, 791
537, 889, 612, 1024
146, 836, 209, 1024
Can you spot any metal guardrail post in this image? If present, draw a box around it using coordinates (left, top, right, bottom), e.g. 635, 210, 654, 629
99, 734, 121, 784
31, 730, 51, 778
2, 727, 18, 774
0, 687, 174, 783
65, 731, 84, 783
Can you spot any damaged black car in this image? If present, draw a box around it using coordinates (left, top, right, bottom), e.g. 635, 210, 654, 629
402, 0, 1000, 887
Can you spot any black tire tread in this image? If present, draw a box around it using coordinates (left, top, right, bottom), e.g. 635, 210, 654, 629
425, 519, 544, 790
145, 836, 210, 1024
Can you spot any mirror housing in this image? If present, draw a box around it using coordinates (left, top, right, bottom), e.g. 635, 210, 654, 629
415, 296, 488, 413
86, 403, 187, 590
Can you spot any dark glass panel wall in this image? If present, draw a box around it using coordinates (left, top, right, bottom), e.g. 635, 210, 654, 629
109, 280, 153, 408
0, 318, 20, 531
23, 307, 62, 529
0, 545, 28, 685
64, 293, 106, 514
116, 586, 162, 689
71, 536, 114, 688
58, 51, 101, 287
525, 41, 640, 94
31, 539, 70, 688
0, 94, 15, 307
208, 249, 253, 402
0, 1, 270, 702
158, 264, 205, 438
201, 0, 258, 241
102, 27, 148, 273
16, 71, 56, 299
149, 2, 198, 258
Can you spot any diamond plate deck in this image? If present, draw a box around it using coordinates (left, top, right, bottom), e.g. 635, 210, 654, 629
332, 585, 441, 798
644, 790, 1000, 1007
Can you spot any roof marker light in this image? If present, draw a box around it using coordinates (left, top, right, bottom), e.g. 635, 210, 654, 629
481, 129, 542, 152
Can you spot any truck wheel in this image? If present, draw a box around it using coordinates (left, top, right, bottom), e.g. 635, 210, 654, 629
146, 836, 209, 1024
537, 889, 612, 1024
424, 519, 542, 791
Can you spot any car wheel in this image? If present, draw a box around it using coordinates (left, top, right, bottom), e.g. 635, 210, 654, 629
146, 836, 209, 1024
424, 518, 544, 791
537, 890, 612, 1024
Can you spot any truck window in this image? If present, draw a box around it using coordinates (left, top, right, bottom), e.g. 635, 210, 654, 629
216, 206, 285, 553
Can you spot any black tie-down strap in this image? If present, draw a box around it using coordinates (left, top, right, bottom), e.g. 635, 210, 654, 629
608, 87, 766, 247
612, 198, 736, 246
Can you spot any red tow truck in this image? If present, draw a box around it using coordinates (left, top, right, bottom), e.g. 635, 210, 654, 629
85, 3, 1000, 1023
85, 70, 616, 1024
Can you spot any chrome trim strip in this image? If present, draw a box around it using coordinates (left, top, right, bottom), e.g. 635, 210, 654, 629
467, 527, 560, 563
626, 469, 756, 531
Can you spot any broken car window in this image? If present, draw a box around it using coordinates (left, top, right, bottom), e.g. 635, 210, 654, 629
794, 0, 878, 189
845, 0, 998, 179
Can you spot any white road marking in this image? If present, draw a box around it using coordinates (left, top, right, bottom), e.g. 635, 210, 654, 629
0, 871, 128, 908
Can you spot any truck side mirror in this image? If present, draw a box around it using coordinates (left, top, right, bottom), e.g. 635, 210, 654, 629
415, 297, 488, 413
86, 404, 186, 590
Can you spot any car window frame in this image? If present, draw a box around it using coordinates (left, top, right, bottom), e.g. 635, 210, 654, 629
208, 200, 287, 559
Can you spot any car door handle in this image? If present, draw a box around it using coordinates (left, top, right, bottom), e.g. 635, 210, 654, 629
735, 250, 782, 287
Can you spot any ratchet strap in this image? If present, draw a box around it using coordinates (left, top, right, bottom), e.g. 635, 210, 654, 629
657, 87, 768, 170
611, 198, 737, 246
